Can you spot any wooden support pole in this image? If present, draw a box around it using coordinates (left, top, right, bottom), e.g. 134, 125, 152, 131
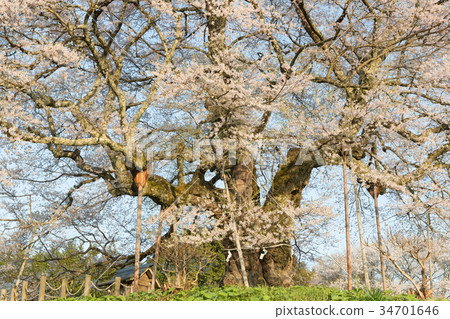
374, 187, 387, 291
1, 289, 7, 301
351, 176, 371, 290
151, 207, 167, 291
10, 286, 18, 301
22, 281, 28, 301
38, 276, 46, 301
222, 166, 249, 288
342, 149, 352, 290
371, 145, 387, 291
83, 275, 91, 297
230, 211, 249, 287
114, 277, 121, 296
134, 185, 143, 293
60, 279, 68, 299
133, 169, 151, 293
427, 211, 433, 294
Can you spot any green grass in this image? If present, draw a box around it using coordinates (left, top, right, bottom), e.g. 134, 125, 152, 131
53, 285, 424, 301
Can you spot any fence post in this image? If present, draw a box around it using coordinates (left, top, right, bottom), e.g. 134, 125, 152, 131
22, 281, 28, 301
83, 275, 91, 297
60, 278, 68, 299
1, 289, 7, 301
114, 277, 121, 296
10, 286, 18, 301
38, 275, 46, 301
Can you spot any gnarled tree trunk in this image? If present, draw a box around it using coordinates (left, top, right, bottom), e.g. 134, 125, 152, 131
223, 148, 319, 286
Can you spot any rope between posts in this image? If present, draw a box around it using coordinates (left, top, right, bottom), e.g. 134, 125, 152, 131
46, 282, 62, 291
89, 281, 104, 291
105, 282, 115, 290
66, 282, 84, 296
22, 284, 39, 301
25, 284, 39, 294
90, 281, 114, 292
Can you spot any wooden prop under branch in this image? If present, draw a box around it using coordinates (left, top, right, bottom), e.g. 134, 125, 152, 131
133, 170, 151, 189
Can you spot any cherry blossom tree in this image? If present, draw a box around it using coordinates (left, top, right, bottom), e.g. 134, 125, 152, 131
1, 0, 448, 287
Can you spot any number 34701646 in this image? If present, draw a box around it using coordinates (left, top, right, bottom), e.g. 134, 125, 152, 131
380, 305, 439, 316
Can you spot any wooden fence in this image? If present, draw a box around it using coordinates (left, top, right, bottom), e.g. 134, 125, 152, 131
0, 275, 129, 301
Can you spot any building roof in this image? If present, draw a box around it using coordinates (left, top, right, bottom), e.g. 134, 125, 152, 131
115, 262, 153, 281
97, 262, 154, 286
